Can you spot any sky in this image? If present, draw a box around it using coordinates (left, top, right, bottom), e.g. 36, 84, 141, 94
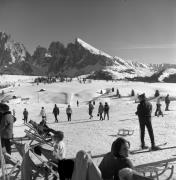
0, 0, 176, 64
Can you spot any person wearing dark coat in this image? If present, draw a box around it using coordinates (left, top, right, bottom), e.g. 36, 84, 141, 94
0, 103, 14, 154
99, 137, 133, 180
165, 94, 170, 111
23, 108, 28, 123
104, 102, 110, 120
136, 93, 160, 151
88, 101, 94, 119
98, 102, 104, 120
53, 104, 60, 122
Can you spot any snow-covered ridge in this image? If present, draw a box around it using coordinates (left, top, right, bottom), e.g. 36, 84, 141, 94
76, 38, 112, 59
158, 68, 176, 82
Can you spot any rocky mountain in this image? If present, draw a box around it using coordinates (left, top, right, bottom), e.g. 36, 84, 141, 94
0, 31, 176, 81
0, 32, 33, 75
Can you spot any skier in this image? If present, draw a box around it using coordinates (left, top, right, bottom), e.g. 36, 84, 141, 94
135, 93, 160, 150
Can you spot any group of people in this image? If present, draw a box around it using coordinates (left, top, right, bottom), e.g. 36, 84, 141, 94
30, 128, 151, 180
0, 90, 169, 180
154, 94, 171, 117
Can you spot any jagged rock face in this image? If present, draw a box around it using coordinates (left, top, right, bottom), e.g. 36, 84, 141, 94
0, 31, 176, 82
0, 32, 28, 65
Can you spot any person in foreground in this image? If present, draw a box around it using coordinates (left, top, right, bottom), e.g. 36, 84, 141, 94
71, 150, 102, 180
99, 137, 153, 180
99, 137, 133, 180
135, 93, 160, 151
0, 103, 14, 154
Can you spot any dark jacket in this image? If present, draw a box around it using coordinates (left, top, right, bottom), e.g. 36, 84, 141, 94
0, 111, 14, 139
165, 96, 170, 104
104, 104, 109, 112
23, 110, 28, 117
136, 100, 152, 118
53, 106, 60, 115
99, 152, 133, 180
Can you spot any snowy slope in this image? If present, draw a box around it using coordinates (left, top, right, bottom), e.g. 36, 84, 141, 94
76, 38, 155, 79
158, 68, 176, 82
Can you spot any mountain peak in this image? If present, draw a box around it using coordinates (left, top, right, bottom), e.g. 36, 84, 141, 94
76, 38, 112, 59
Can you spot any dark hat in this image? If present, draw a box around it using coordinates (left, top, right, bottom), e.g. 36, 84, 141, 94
0, 103, 9, 112
138, 93, 146, 100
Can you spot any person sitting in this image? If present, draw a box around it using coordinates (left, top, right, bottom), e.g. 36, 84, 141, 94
99, 137, 133, 180
71, 150, 102, 180
34, 131, 74, 180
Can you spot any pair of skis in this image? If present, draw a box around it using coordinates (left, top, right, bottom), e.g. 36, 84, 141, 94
130, 142, 176, 154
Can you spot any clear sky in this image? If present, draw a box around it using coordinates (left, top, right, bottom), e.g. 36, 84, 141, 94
0, 0, 176, 64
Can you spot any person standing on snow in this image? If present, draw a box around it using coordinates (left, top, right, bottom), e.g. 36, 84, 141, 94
98, 102, 104, 120
165, 94, 170, 111
40, 107, 47, 123
135, 93, 160, 151
23, 108, 28, 123
104, 102, 110, 120
155, 96, 163, 117
66, 105, 72, 122
53, 104, 60, 123
88, 101, 94, 119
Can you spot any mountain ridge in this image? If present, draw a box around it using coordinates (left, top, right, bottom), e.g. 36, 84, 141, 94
0, 31, 176, 82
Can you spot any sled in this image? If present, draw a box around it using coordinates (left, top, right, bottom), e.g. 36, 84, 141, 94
117, 129, 134, 136
135, 158, 176, 180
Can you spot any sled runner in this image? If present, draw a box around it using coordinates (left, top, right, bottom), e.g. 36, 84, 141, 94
135, 158, 175, 180
117, 129, 134, 136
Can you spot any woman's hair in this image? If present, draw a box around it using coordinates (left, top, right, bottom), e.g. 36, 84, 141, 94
111, 137, 130, 157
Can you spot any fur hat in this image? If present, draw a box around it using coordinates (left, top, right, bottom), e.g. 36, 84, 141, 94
0, 103, 9, 112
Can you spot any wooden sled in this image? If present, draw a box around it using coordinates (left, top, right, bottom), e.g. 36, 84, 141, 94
135, 158, 175, 180
117, 129, 134, 136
